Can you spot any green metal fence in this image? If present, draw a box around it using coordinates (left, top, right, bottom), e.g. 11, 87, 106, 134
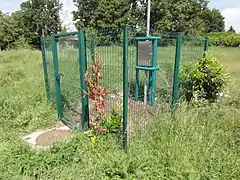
41, 37, 55, 101
41, 32, 89, 129
41, 26, 208, 149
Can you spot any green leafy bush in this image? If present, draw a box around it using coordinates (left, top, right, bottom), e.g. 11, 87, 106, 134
86, 108, 122, 148
102, 108, 122, 134
208, 32, 240, 47
180, 53, 229, 102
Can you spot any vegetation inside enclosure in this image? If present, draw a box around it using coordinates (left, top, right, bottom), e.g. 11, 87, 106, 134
0, 47, 240, 179
84, 56, 122, 147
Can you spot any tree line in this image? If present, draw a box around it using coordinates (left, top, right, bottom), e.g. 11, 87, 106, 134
0, 0, 228, 50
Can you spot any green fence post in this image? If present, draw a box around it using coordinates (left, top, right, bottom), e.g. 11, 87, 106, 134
204, 37, 209, 51
204, 37, 209, 58
135, 69, 139, 101
172, 33, 183, 110
135, 42, 139, 101
91, 39, 95, 62
51, 36, 63, 119
150, 39, 158, 106
123, 25, 129, 151
41, 38, 50, 100
78, 31, 90, 130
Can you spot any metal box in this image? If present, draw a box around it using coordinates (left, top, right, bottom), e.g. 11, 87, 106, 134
138, 41, 153, 67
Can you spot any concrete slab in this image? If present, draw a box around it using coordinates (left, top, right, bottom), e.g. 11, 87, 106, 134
22, 123, 72, 149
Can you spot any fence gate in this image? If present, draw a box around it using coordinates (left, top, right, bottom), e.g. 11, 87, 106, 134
48, 32, 89, 129
42, 28, 129, 148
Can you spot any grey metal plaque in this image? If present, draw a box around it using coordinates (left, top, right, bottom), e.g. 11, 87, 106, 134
138, 41, 153, 67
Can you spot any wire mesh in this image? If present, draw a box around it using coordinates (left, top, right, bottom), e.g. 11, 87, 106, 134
127, 29, 151, 140
43, 38, 56, 101
179, 35, 206, 99
181, 36, 205, 62
55, 35, 82, 127
128, 28, 151, 139
85, 27, 124, 138
157, 34, 177, 109
127, 31, 178, 140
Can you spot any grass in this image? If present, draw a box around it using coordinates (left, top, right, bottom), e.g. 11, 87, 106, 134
211, 47, 240, 79
0, 46, 240, 179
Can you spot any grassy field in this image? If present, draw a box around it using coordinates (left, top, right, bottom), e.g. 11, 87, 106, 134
0, 47, 240, 179
211, 47, 240, 79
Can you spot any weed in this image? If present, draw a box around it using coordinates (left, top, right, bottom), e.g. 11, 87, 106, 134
102, 108, 122, 134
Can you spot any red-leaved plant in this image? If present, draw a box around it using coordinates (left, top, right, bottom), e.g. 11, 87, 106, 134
84, 55, 107, 135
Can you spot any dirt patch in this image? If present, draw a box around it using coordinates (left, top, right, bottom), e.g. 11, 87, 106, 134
127, 99, 154, 138
68, 90, 154, 138
35, 129, 72, 147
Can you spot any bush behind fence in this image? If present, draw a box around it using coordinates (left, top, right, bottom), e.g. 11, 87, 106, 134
208, 32, 240, 47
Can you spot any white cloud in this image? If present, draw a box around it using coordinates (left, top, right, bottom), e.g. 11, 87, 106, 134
208, 0, 240, 32
209, 0, 240, 10
222, 8, 240, 33
0, 0, 25, 13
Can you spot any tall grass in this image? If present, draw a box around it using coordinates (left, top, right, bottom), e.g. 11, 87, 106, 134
0, 50, 56, 140
0, 48, 239, 179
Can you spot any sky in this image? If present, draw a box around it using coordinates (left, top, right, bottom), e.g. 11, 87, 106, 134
1, 0, 240, 32
209, 0, 240, 32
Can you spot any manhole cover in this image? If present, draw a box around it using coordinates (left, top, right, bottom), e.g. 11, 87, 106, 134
36, 129, 72, 147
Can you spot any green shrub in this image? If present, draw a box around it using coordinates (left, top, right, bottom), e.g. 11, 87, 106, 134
208, 32, 240, 47
102, 108, 122, 134
180, 53, 229, 102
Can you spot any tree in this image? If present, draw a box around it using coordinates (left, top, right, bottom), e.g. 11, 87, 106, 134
19, 0, 62, 48
73, 0, 143, 30
150, 0, 209, 34
128, 0, 147, 31
228, 26, 236, 33
0, 11, 20, 50
11, 11, 27, 35
94, 0, 132, 28
61, 26, 67, 33
201, 9, 225, 33
0, 10, 33, 50
72, 0, 100, 30
72, 0, 218, 35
